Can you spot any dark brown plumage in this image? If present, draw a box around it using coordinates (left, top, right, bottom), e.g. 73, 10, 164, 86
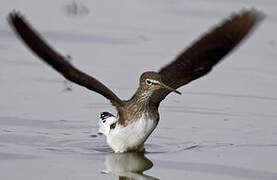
8, 9, 264, 126
8, 12, 123, 108
151, 9, 265, 107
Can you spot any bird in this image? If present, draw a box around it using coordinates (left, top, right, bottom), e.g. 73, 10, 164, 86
8, 9, 264, 153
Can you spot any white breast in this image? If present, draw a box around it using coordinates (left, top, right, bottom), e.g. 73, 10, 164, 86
107, 116, 157, 153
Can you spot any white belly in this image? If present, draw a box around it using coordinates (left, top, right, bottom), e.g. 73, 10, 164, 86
107, 117, 157, 153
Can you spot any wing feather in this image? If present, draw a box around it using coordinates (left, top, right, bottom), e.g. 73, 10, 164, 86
151, 9, 265, 107
8, 12, 123, 107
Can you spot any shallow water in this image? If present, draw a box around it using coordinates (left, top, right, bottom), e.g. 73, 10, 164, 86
1, 0, 277, 179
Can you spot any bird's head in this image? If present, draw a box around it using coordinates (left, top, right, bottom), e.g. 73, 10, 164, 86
139, 71, 181, 95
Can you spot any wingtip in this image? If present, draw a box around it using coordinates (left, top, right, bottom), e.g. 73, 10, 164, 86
8, 10, 30, 26
226, 8, 266, 24
246, 7, 266, 23
7, 10, 23, 28
8, 10, 20, 20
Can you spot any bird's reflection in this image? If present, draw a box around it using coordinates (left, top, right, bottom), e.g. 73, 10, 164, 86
104, 152, 158, 180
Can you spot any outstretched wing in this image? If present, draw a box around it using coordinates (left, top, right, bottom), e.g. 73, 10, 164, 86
151, 9, 265, 107
8, 12, 123, 107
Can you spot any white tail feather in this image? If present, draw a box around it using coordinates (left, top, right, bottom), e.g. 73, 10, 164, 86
98, 115, 117, 136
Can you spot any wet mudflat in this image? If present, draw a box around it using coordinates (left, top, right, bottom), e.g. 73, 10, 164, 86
1, 0, 277, 179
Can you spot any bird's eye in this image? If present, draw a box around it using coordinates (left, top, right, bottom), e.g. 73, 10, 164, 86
145, 79, 152, 86
102, 120, 106, 123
